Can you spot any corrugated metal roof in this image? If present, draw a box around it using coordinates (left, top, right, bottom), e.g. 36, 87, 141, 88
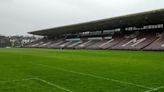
29, 9, 164, 36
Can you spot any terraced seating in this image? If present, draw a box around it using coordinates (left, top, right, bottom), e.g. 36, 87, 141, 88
111, 32, 158, 50
98, 39, 114, 49
86, 40, 108, 49
25, 31, 164, 51
144, 33, 164, 50
66, 41, 82, 49
59, 41, 75, 48
31, 41, 45, 48
48, 40, 64, 48
75, 40, 98, 49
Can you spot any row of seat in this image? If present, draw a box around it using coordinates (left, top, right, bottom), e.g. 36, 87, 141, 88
25, 32, 164, 51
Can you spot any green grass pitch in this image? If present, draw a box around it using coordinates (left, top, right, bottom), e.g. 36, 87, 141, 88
0, 48, 164, 92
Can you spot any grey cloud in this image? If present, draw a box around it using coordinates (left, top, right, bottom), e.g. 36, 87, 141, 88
0, 0, 164, 36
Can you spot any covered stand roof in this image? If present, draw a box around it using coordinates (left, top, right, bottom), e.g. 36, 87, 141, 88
29, 9, 164, 36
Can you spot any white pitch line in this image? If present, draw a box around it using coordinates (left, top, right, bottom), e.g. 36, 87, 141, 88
31, 63, 153, 90
0, 78, 36, 84
0, 77, 73, 92
145, 86, 164, 92
34, 77, 73, 92
0, 81, 7, 83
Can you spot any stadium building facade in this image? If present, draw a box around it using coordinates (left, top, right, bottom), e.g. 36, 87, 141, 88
26, 9, 164, 51
0, 35, 11, 48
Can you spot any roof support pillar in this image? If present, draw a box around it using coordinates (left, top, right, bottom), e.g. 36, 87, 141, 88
101, 30, 103, 35
120, 28, 125, 33
163, 24, 164, 32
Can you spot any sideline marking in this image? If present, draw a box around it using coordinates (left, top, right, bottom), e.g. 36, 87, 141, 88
31, 63, 153, 90
145, 86, 164, 92
0, 78, 36, 83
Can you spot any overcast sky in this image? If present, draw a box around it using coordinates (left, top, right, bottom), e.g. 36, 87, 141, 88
0, 0, 164, 36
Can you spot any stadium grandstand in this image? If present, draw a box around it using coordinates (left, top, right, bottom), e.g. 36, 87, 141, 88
26, 9, 164, 51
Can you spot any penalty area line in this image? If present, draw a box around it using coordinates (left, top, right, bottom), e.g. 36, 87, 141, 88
31, 63, 153, 90
0, 77, 73, 92
34, 77, 73, 92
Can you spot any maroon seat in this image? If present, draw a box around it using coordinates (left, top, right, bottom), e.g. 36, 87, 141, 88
75, 40, 98, 49
85, 40, 105, 49
111, 31, 158, 50
144, 34, 164, 51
